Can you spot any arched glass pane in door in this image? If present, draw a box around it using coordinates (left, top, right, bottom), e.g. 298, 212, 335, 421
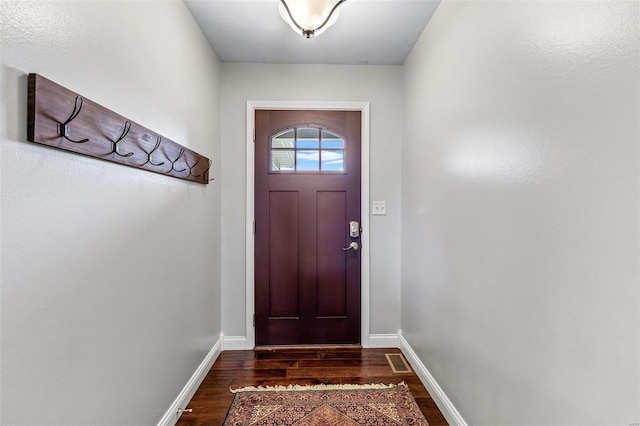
270, 127, 345, 172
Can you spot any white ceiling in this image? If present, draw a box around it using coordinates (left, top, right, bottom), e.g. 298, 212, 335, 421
184, 0, 440, 65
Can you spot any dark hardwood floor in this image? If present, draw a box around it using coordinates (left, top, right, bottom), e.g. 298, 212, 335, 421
176, 347, 448, 425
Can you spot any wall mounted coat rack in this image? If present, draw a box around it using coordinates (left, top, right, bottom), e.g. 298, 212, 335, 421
27, 73, 212, 184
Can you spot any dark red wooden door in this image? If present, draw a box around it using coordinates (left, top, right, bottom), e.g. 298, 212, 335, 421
255, 110, 361, 346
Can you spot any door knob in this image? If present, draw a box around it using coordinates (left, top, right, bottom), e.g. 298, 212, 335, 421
343, 242, 359, 251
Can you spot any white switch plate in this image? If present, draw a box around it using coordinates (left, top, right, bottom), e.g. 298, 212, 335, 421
372, 201, 387, 215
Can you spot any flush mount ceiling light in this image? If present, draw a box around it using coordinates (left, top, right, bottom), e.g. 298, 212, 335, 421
279, 0, 347, 39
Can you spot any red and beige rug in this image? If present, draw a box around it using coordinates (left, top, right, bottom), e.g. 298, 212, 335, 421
223, 383, 429, 425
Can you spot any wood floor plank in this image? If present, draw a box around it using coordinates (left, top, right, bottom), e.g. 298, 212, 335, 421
242, 359, 299, 369
285, 366, 396, 379
176, 347, 448, 426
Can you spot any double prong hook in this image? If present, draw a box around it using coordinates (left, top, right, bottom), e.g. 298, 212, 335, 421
203, 159, 214, 182
187, 155, 202, 176
141, 136, 165, 167
57, 96, 89, 143
109, 121, 134, 158
168, 148, 187, 174
188, 156, 214, 181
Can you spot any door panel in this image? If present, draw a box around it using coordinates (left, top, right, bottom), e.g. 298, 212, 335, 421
255, 110, 361, 346
316, 191, 347, 318
268, 191, 299, 318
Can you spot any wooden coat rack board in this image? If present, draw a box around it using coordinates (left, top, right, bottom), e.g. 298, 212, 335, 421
27, 73, 212, 184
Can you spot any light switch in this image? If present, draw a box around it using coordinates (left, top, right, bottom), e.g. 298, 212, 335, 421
372, 201, 387, 215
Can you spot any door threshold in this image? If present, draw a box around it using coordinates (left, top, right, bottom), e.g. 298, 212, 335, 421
255, 344, 363, 351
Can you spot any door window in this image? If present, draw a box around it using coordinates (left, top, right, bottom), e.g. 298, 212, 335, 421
270, 127, 345, 172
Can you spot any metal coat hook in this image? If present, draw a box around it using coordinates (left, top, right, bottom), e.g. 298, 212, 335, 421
203, 159, 214, 181
141, 136, 165, 167
57, 96, 89, 143
189, 157, 214, 181
109, 121, 134, 157
187, 155, 202, 176
168, 147, 187, 174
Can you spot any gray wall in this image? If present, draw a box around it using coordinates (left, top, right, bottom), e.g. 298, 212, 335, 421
401, 1, 639, 424
0, 2, 222, 425
221, 63, 402, 339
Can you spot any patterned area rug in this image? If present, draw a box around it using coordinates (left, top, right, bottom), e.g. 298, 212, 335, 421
223, 383, 429, 425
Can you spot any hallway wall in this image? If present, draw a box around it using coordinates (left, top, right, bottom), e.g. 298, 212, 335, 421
401, 1, 639, 424
0, 2, 222, 425
220, 63, 402, 341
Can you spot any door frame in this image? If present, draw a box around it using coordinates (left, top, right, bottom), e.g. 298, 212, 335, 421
245, 101, 371, 349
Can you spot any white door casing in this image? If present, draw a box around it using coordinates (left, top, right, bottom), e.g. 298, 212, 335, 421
245, 101, 371, 348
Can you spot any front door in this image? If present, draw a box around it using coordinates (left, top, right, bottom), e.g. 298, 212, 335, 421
255, 110, 361, 346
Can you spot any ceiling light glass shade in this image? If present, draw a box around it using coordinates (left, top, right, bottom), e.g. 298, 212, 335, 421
279, 0, 345, 38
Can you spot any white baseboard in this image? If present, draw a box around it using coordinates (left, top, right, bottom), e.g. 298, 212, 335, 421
157, 337, 223, 426
223, 335, 249, 350
368, 333, 400, 348
399, 334, 468, 426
